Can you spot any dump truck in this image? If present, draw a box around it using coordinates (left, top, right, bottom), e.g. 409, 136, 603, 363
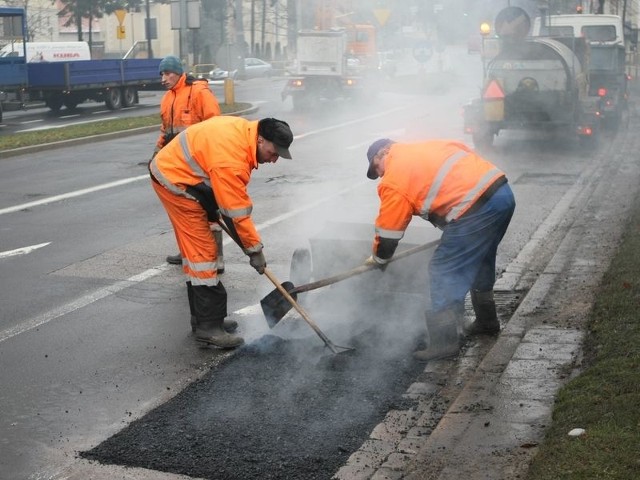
282, 25, 379, 111
463, 7, 601, 148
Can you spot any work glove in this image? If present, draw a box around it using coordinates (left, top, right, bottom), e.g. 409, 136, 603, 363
249, 251, 267, 274
365, 255, 388, 272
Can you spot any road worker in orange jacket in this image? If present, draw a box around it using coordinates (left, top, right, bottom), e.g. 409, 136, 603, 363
149, 116, 294, 348
364, 138, 515, 361
154, 55, 224, 270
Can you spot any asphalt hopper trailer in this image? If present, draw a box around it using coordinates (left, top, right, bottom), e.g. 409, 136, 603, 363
464, 36, 601, 148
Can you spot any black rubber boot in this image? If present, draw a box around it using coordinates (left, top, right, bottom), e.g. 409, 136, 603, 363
465, 290, 500, 335
166, 253, 181, 265
413, 308, 462, 362
187, 281, 237, 332
213, 228, 225, 274
190, 315, 237, 333
195, 317, 244, 349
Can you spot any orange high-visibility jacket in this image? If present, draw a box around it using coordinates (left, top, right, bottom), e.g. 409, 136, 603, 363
156, 74, 221, 150
150, 116, 262, 254
373, 140, 506, 259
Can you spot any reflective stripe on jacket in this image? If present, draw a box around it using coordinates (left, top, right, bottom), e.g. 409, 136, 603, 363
156, 75, 221, 150
150, 116, 263, 254
373, 140, 505, 261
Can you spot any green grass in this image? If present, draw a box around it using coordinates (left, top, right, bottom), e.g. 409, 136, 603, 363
526, 200, 640, 479
0, 102, 251, 151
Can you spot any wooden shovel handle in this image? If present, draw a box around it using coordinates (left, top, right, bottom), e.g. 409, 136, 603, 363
289, 239, 439, 295
263, 268, 339, 354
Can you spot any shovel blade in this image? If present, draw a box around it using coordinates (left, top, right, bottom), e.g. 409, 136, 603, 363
260, 281, 297, 328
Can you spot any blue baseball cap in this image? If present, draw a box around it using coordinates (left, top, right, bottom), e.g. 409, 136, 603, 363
366, 138, 393, 179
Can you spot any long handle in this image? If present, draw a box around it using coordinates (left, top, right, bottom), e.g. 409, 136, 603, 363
289, 239, 440, 295
263, 268, 339, 354
215, 220, 341, 353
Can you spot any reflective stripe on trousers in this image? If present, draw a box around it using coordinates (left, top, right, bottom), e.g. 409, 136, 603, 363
152, 180, 220, 286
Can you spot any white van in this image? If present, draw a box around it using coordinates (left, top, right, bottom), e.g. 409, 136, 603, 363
531, 14, 624, 46
0, 41, 91, 62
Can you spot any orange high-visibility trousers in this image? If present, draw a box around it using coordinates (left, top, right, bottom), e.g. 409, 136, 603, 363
152, 180, 220, 286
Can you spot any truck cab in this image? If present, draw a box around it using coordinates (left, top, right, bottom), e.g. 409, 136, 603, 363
532, 14, 628, 126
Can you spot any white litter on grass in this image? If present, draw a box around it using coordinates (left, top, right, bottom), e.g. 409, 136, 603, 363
568, 428, 586, 437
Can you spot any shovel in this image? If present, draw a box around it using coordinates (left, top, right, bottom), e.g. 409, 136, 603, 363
261, 239, 440, 328
215, 220, 354, 354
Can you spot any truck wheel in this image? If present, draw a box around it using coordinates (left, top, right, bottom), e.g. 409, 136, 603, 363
121, 87, 137, 107
63, 98, 80, 110
105, 88, 122, 110
45, 96, 64, 113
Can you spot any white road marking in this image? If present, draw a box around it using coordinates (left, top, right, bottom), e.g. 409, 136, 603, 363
346, 129, 406, 150
0, 265, 170, 343
0, 174, 149, 215
20, 119, 44, 125
0, 242, 50, 259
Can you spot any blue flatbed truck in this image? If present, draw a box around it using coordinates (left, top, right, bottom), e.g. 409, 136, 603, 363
0, 7, 162, 121
0, 7, 28, 122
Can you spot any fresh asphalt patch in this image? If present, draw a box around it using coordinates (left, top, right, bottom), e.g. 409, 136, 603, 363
80, 317, 425, 479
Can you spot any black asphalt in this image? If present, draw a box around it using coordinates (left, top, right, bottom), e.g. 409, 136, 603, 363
81, 316, 425, 479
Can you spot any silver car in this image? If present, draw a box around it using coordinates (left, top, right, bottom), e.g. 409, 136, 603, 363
240, 57, 273, 79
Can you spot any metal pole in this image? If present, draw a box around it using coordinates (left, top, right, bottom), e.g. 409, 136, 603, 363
180, 0, 187, 62
145, 0, 153, 58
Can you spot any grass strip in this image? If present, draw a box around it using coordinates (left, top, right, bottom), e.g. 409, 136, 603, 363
526, 199, 640, 479
0, 102, 251, 151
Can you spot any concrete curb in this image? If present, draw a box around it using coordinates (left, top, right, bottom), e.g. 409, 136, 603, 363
0, 105, 259, 160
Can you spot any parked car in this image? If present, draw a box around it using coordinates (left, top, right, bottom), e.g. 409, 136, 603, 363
209, 66, 235, 81
239, 57, 273, 79
189, 64, 217, 80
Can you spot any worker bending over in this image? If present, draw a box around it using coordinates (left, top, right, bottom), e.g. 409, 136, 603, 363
150, 116, 294, 348
364, 138, 515, 361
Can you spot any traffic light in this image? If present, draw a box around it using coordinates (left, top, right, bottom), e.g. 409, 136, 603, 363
117, 25, 126, 39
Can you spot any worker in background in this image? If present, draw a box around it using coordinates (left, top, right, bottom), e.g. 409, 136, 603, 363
154, 55, 225, 271
364, 138, 515, 361
149, 116, 294, 348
